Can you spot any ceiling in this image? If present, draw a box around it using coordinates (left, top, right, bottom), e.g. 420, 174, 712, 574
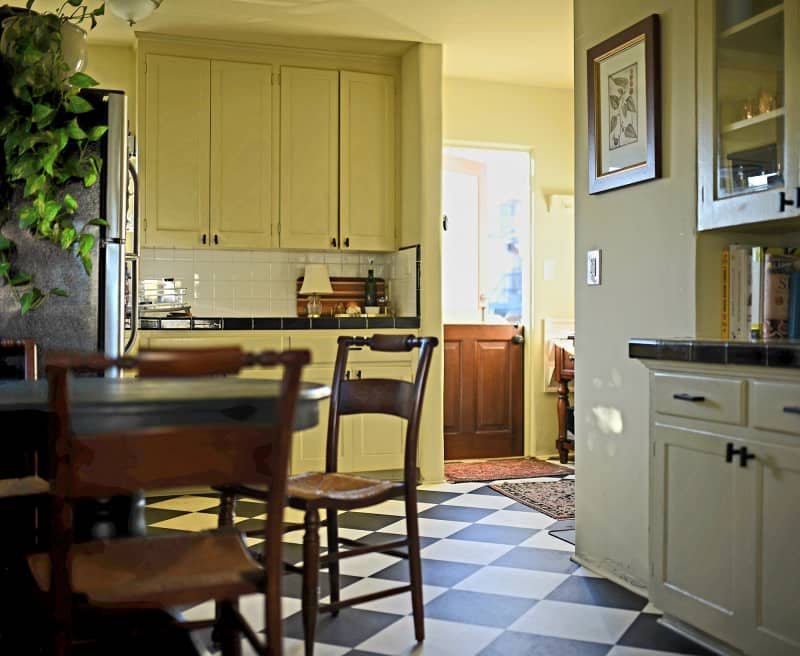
9, 0, 574, 87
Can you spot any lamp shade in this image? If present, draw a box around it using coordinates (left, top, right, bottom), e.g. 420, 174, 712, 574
299, 264, 333, 295
107, 0, 163, 25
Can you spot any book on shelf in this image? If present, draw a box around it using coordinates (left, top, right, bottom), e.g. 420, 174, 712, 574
762, 249, 800, 340
721, 244, 755, 340
788, 270, 800, 339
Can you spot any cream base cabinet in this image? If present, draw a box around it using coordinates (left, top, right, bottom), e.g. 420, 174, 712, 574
646, 362, 800, 655
143, 55, 275, 249
279, 67, 396, 251
143, 55, 210, 248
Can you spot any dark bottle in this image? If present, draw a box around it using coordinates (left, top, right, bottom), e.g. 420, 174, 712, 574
364, 269, 377, 306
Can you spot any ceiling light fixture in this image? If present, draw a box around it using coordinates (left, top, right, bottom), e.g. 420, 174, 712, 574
107, 0, 164, 26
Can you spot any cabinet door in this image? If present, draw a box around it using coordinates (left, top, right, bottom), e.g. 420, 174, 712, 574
340, 71, 396, 251
279, 67, 339, 250
697, 0, 800, 230
143, 55, 210, 248
346, 363, 411, 472
650, 424, 748, 644
210, 61, 276, 249
739, 439, 800, 655
290, 365, 339, 474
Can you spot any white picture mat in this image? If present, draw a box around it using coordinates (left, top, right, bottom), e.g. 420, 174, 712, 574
598, 39, 648, 174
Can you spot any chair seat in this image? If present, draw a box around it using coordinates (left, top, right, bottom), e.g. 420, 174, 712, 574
0, 475, 49, 498
287, 472, 403, 510
28, 529, 262, 609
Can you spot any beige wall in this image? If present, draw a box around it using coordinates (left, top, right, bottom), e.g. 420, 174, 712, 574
442, 78, 575, 457
85, 43, 137, 128
573, 1, 698, 589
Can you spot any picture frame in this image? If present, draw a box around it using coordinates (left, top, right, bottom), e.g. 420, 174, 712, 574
587, 14, 661, 194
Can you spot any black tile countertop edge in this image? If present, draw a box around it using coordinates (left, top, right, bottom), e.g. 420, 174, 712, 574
629, 338, 800, 368
139, 316, 421, 331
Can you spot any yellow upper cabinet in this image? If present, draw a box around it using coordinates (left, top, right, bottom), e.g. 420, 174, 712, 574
279, 67, 340, 250
143, 54, 210, 248
143, 54, 276, 249
698, 0, 800, 230
279, 67, 397, 251
340, 71, 396, 252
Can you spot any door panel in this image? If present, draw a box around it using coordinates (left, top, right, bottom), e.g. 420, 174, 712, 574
444, 324, 523, 459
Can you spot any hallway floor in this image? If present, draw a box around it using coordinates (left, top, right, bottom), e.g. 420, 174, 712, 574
147, 475, 711, 655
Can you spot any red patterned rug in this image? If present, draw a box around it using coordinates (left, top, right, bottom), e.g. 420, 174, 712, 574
490, 479, 575, 519
444, 458, 572, 482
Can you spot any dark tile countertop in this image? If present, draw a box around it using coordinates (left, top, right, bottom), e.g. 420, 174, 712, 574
138, 316, 420, 331
629, 338, 800, 368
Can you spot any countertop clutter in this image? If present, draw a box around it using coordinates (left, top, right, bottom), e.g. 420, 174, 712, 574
139, 316, 420, 330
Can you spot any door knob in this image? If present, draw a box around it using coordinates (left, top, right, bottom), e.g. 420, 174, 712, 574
511, 335, 524, 344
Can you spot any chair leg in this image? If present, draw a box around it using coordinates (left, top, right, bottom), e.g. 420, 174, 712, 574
302, 508, 321, 656
214, 492, 237, 647
325, 508, 341, 616
405, 497, 425, 642
218, 601, 242, 656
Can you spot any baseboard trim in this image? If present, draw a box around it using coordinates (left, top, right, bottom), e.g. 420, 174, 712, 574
570, 553, 648, 598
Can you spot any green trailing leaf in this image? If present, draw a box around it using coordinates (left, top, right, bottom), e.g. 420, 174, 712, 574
50, 287, 68, 297
67, 95, 93, 114
23, 173, 46, 197
10, 272, 32, 286
66, 117, 87, 140
80, 253, 93, 275
18, 207, 38, 229
54, 127, 69, 151
63, 194, 78, 212
86, 218, 108, 227
0, 262, 9, 277
20, 288, 45, 315
68, 72, 99, 89
0, 235, 11, 251
78, 233, 95, 257
86, 125, 108, 142
60, 225, 77, 250
31, 103, 54, 124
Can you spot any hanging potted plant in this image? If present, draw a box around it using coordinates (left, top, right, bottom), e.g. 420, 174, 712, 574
0, 0, 106, 314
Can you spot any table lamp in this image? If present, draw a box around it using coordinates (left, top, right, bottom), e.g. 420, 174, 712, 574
300, 264, 333, 317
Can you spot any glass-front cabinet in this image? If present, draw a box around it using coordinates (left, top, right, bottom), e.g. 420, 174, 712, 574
698, 0, 800, 230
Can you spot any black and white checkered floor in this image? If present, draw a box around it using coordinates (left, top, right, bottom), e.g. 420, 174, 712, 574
146, 475, 711, 656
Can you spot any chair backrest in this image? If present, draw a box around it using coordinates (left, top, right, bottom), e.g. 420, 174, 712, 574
0, 338, 38, 380
326, 334, 438, 480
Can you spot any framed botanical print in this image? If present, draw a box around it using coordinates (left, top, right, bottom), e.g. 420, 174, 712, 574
587, 14, 661, 194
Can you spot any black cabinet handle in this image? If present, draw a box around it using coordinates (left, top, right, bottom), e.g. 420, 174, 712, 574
356, 369, 362, 379
345, 370, 350, 380
783, 406, 800, 414
725, 442, 740, 463
779, 191, 795, 212
442, 214, 448, 231
331, 237, 337, 247
344, 237, 350, 248
738, 446, 756, 468
202, 234, 207, 244
673, 393, 705, 402
214, 234, 219, 245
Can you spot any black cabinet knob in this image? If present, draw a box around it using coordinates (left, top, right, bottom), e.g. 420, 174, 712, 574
214, 234, 219, 245
344, 237, 350, 248
331, 237, 337, 247
202, 234, 207, 244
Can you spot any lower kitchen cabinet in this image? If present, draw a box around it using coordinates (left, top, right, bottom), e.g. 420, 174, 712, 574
646, 362, 800, 655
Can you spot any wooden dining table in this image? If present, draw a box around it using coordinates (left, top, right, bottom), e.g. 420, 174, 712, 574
0, 376, 330, 545
0, 376, 329, 653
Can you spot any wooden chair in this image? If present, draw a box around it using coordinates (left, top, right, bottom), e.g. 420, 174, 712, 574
28, 347, 310, 656
220, 334, 438, 656
0, 337, 38, 380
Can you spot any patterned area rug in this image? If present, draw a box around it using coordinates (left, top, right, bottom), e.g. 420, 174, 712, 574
444, 458, 572, 482
490, 479, 575, 519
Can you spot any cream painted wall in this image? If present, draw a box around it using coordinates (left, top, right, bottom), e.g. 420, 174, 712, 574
573, 2, 697, 590
442, 78, 575, 458
85, 43, 137, 128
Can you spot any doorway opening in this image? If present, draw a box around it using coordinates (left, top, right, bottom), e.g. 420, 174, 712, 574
442, 145, 532, 461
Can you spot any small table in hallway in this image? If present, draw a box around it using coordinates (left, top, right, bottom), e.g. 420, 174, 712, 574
553, 338, 575, 463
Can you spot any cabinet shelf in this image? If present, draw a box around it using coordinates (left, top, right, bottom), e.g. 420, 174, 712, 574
721, 106, 785, 134
719, 4, 783, 40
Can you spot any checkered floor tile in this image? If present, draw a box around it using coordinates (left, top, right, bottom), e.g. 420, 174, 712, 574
148, 475, 712, 656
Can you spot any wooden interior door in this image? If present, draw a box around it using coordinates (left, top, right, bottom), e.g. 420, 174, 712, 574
444, 324, 524, 459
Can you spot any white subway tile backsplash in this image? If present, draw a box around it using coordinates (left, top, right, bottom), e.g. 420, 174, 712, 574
139, 247, 417, 318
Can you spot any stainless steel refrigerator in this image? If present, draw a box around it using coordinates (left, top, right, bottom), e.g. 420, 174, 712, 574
0, 89, 137, 370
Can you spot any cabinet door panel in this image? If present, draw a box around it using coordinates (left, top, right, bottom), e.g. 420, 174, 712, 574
740, 441, 800, 655
651, 424, 746, 643
279, 67, 339, 250
210, 61, 275, 249
144, 55, 210, 248
347, 363, 410, 472
340, 71, 395, 251
291, 365, 338, 474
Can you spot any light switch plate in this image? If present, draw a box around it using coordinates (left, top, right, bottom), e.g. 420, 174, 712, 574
587, 249, 601, 285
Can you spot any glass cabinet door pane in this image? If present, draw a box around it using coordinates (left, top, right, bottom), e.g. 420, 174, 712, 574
716, 1, 784, 199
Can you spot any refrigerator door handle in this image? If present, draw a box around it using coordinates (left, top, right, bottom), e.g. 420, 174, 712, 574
125, 257, 139, 354
128, 159, 140, 257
